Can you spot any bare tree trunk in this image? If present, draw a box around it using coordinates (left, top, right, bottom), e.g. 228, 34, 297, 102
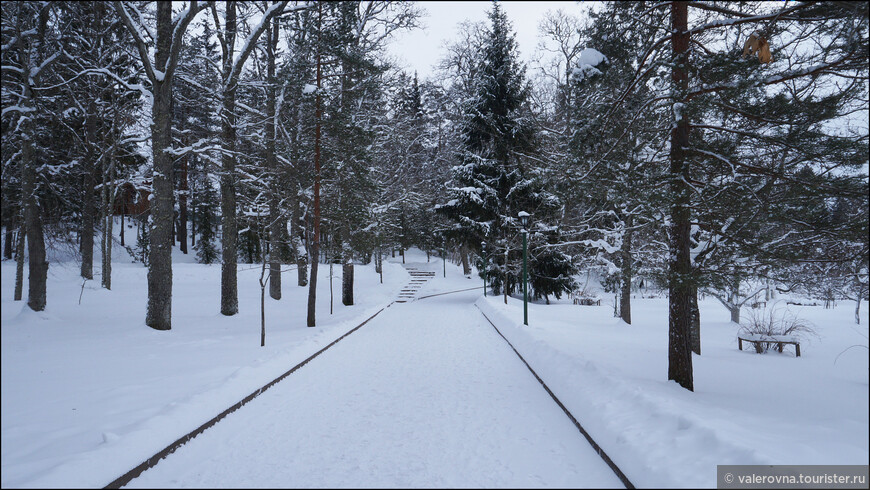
294, 192, 307, 286
101, 158, 109, 288
259, 226, 269, 346
728, 282, 740, 324
179, 154, 188, 255
266, 17, 281, 301
80, 137, 96, 280
504, 247, 508, 305
190, 185, 195, 248
374, 246, 382, 274
619, 216, 633, 324
667, 0, 693, 391
103, 158, 115, 290
144, 2, 177, 330
690, 282, 700, 355
219, 4, 239, 316
14, 223, 25, 301
21, 105, 47, 311
461, 244, 471, 276
342, 225, 353, 306
3, 222, 11, 260
378, 249, 383, 284
213, 0, 288, 313
15, 15, 48, 311
307, 4, 322, 327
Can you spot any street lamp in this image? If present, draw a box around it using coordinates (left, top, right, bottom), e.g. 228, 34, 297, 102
442, 236, 447, 278
518, 211, 530, 325
481, 241, 487, 297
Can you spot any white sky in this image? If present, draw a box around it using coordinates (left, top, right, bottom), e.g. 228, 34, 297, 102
385, 1, 588, 80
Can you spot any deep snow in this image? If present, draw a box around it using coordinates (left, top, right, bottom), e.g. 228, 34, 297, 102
1, 238, 408, 488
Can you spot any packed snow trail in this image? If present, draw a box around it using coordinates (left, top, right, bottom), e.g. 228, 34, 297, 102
126, 263, 622, 488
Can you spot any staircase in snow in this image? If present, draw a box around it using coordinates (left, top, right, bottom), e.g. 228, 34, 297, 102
395, 267, 436, 303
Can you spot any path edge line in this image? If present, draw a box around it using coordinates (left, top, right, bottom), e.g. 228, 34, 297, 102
415, 286, 483, 300
104, 304, 391, 489
475, 305, 636, 489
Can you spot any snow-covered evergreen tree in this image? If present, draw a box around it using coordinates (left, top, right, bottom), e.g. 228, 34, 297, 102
438, 3, 574, 300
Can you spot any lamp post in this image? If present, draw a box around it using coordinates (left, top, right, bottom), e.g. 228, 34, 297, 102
518, 211, 530, 325
442, 237, 446, 278
482, 241, 487, 297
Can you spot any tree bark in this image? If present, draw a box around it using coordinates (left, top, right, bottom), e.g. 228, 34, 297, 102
619, 215, 633, 324
14, 223, 25, 301
3, 221, 12, 260
220, 2, 239, 316
145, 2, 177, 330
266, 17, 281, 301
22, 123, 48, 312
504, 247, 508, 305
690, 282, 700, 355
214, 1, 289, 313
307, 3, 322, 327
294, 191, 307, 286
15, 8, 48, 311
178, 153, 188, 254
20, 83, 47, 311
102, 156, 115, 290
667, 0, 693, 391
461, 244, 471, 276
730, 304, 740, 324
101, 158, 109, 288
80, 120, 97, 280
728, 281, 741, 324
342, 225, 353, 306
190, 185, 195, 248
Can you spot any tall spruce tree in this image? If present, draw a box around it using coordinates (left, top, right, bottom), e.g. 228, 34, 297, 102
438, 3, 573, 301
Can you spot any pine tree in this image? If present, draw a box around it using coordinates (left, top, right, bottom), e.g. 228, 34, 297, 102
592, 1, 869, 390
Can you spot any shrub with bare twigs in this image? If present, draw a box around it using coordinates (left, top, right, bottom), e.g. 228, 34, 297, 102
738, 301, 818, 353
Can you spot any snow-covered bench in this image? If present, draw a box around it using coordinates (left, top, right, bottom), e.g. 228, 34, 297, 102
738, 334, 801, 357
573, 297, 600, 306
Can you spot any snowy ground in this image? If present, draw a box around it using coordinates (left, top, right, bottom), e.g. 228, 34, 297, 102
126, 262, 620, 488
1, 236, 408, 488
2, 244, 868, 488
478, 289, 869, 488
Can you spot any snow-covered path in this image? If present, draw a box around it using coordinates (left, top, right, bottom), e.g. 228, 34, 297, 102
126, 262, 622, 488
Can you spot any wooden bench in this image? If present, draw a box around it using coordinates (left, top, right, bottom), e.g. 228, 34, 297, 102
572, 297, 600, 306
738, 334, 801, 357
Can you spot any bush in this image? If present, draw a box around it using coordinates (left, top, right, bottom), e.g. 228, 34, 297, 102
738, 302, 818, 353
